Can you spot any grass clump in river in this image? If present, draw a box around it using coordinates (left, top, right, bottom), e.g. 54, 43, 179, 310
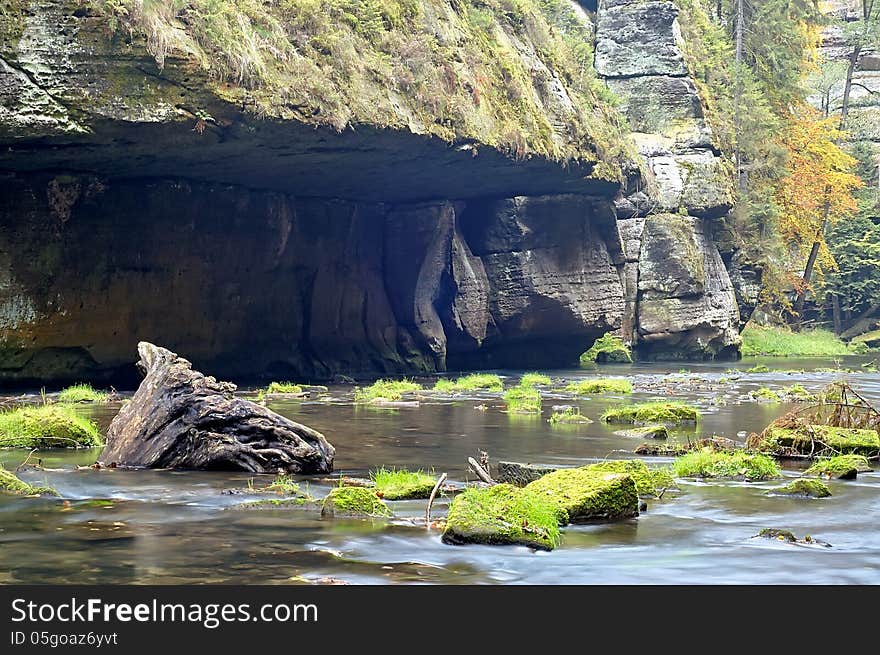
354, 379, 422, 403
673, 448, 781, 481
504, 384, 542, 414
433, 373, 503, 393
265, 382, 303, 394
0, 465, 58, 496
548, 408, 592, 425
0, 405, 103, 448
520, 372, 552, 387
741, 324, 852, 357
579, 333, 632, 364
58, 384, 108, 403
321, 487, 391, 518
805, 454, 872, 479
601, 401, 699, 426
768, 479, 831, 498
371, 467, 435, 500
749, 387, 780, 402
565, 378, 632, 394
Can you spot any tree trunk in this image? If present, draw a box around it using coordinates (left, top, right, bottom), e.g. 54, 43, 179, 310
794, 236, 823, 319
832, 293, 843, 335
840, 45, 862, 130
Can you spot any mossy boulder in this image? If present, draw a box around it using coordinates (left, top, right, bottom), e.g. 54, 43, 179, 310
371, 468, 435, 500
441, 484, 562, 551
804, 455, 872, 480
548, 408, 593, 425
751, 425, 880, 458
673, 448, 781, 481
321, 487, 391, 518
615, 425, 669, 440
0, 404, 103, 448
584, 460, 674, 499
602, 401, 699, 426
580, 333, 633, 364
0, 466, 58, 496
525, 468, 639, 523
496, 461, 559, 487
768, 479, 831, 498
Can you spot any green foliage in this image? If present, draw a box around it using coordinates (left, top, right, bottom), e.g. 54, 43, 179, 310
520, 372, 552, 387
565, 378, 633, 395
0, 405, 103, 448
354, 378, 421, 402
673, 448, 781, 481
740, 324, 852, 356
579, 333, 632, 364
0, 465, 58, 496
825, 213, 880, 320
58, 384, 109, 404
433, 373, 503, 393
504, 384, 542, 414
548, 407, 592, 425
93, 0, 633, 168
370, 467, 435, 500
442, 484, 562, 550
601, 402, 700, 425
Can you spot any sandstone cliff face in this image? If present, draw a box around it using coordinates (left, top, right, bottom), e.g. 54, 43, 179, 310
0, 0, 740, 383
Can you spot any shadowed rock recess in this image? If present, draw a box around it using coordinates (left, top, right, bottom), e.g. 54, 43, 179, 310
0, 0, 741, 383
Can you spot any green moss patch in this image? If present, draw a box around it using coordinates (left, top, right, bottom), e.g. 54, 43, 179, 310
58, 384, 109, 404
371, 467, 435, 500
321, 487, 391, 518
525, 468, 639, 523
0, 465, 58, 496
504, 385, 542, 414
442, 484, 562, 551
601, 401, 699, 426
752, 425, 880, 458
354, 379, 422, 403
673, 448, 781, 481
433, 373, 503, 393
579, 333, 632, 364
520, 372, 552, 387
584, 460, 674, 499
805, 454, 872, 480
565, 378, 632, 395
0, 405, 103, 449
615, 425, 669, 440
749, 387, 780, 402
767, 479, 831, 498
548, 408, 592, 425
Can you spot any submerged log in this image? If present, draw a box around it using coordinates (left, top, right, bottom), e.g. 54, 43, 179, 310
100, 342, 335, 473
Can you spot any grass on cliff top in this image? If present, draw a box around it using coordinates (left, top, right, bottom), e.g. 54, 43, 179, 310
565, 378, 632, 395
740, 325, 852, 357
433, 373, 503, 393
354, 379, 422, 403
673, 448, 781, 481
371, 467, 435, 500
0, 404, 103, 449
58, 384, 109, 404
93, 0, 633, 169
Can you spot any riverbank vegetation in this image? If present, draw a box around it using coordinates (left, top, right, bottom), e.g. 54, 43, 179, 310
741, 325, 852, 357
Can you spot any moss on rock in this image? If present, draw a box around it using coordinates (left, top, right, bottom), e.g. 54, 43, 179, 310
0, 404, 103, 448
321, 487, 391, 518
354, 379, 422, 403
673, 447, 781, 481
584, 460, 674, 499
525, 467, 639, 523
0, 465, 58, 496
804, 454, 872, 480
601, 401, 699, 426
615, 425, 669, 440
58, 384, 109, 403
565, 378, 633, 394
768, 479, 831, 498
441, 484, 562, 551
371, 467, 435, 500
548, 408, 592, 425
752, 425, 880, 458
504, 384, 542, 414
579, 333, 632, 364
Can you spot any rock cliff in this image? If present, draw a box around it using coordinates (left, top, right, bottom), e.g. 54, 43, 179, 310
0, 0, 741, 384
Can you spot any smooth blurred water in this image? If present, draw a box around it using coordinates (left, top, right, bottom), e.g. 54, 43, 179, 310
1, 357, 878, 584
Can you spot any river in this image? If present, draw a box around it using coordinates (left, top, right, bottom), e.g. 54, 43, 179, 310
2, 357, 878, 584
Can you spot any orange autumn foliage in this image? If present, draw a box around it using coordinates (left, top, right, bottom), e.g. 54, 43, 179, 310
775, 107, 863, 278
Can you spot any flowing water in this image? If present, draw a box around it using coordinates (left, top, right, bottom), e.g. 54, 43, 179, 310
2, 358, 879, 585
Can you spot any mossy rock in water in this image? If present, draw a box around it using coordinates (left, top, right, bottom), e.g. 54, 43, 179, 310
321, 487, 391, 518
565, 378, 632, 394
601, 401, 699, 426
756, 528, 797, 543
0, 405, 103, 448
548, 408, 593, 425
525, 468, 639, 523
673, 448, 781, 481
441, 484, 562, 551
580, 333, 632, 364
768, 479, 831, 498
752, 425, 880, 458
58, 384, 109, 403
0, 466, 58, 496
615, 425, 669, 440
584, 460, 674, 499
634, 436, 737, 457
804, 454, 872, 480
371, 467, 435, 500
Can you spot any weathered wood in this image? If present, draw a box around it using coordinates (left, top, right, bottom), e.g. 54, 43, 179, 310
100, 342, 335, 473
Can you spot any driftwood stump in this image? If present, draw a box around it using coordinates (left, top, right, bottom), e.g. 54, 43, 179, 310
99, 343, 335, 473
